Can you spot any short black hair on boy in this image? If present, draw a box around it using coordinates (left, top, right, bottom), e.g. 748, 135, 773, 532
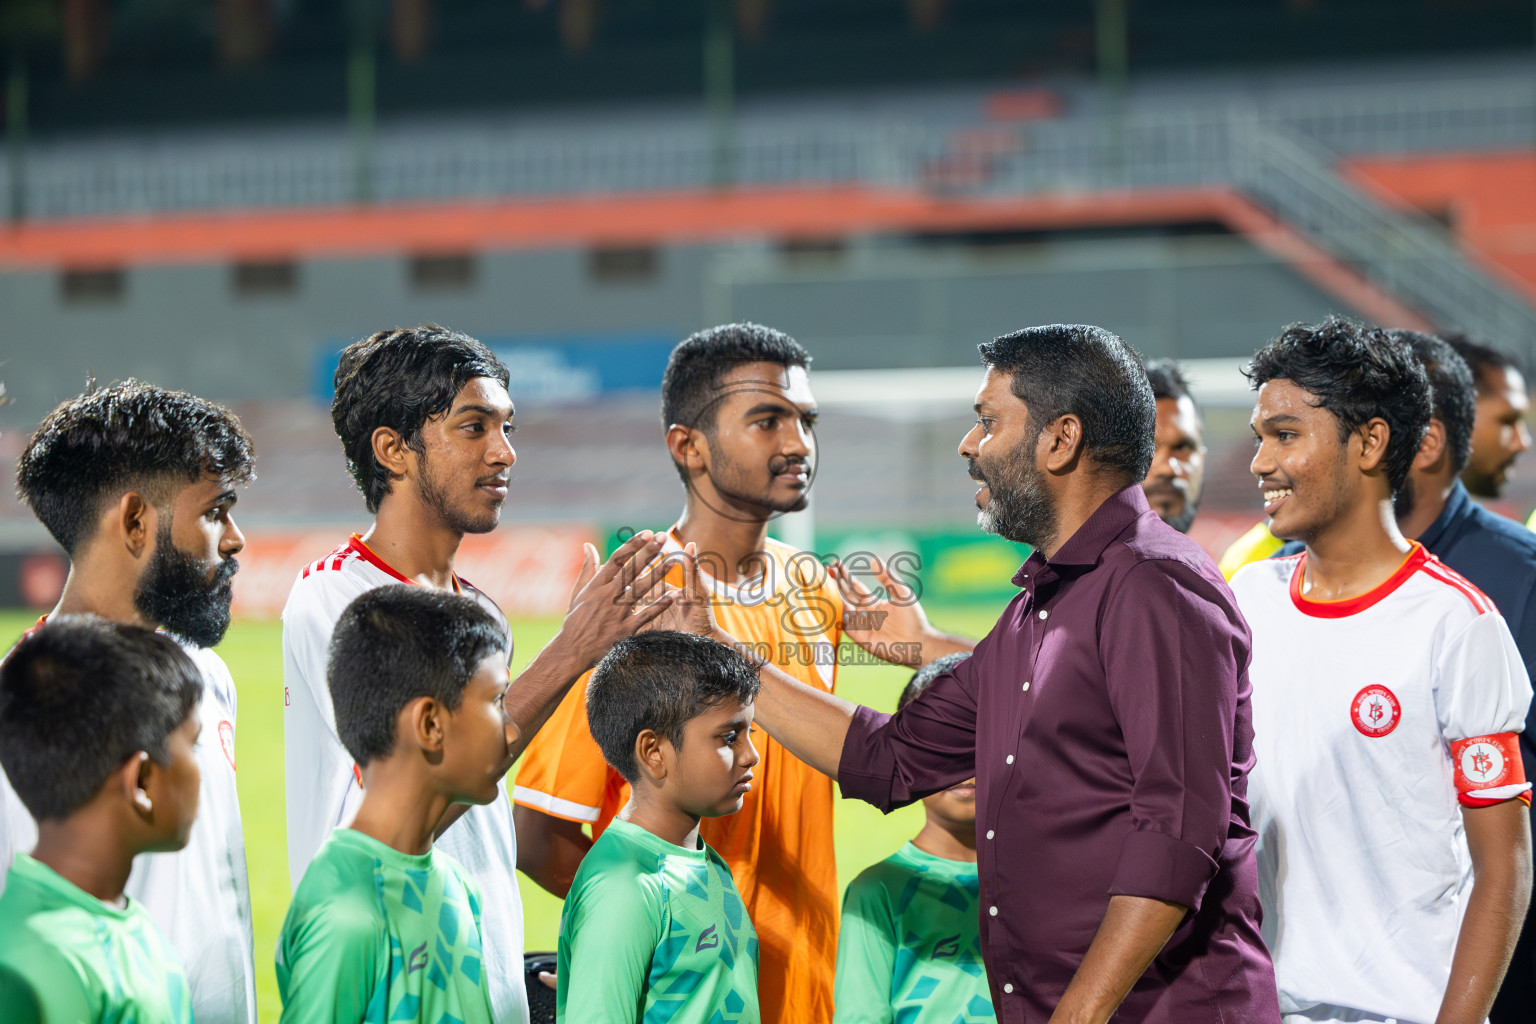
1389, 330, 1476, 476
0, 616, 202, 821
1441, 333, 1524, 397
332, 325, 511, 514
978, 325, 1156, 485
899, 652, 972, 713
587, 631, 762, 783
16, 380, 255, 555
327, 585, 508, 766
1246, 317, 1432, 497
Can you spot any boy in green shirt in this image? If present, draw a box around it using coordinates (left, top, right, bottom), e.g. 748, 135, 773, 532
0, 617, 205, 1024
558, 630, 763, 1024
277, 585, 515, 1024
833, 653, 995, 1024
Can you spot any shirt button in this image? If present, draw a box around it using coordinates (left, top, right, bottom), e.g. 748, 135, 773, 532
986, 829, 995, 840
989, 905, 998, 916
1003, 984, 1014, 994
1005, 754, 1014, 765
1038, 609, 1048, 620
1022, 681, 1031, 692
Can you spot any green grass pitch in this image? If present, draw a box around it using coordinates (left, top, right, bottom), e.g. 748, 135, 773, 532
1, 602, 1008, 1022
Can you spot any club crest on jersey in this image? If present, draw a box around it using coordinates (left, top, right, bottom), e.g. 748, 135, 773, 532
1455, 737, 1513, 788
1350, 685, 1401, 738
218, 720, 237, 771
695, 925, 719, 953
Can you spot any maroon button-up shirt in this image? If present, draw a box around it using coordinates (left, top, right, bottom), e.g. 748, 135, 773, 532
839, 486, 1280, 1023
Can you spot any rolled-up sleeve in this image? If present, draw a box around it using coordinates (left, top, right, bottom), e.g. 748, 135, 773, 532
838, 649, 982, 812
1100, 560, 1245, 912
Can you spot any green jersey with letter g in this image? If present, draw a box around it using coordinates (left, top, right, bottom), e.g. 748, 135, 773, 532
558, 819, 760, 1024
276, 828, 493, 1024
833, 842, 995, 1024
0, 854, 193, 1024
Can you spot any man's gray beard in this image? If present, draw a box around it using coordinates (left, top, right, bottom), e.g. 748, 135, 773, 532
976, 458, 1058, 550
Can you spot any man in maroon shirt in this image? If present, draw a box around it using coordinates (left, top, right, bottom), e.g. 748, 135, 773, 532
668, 324, 1280, 1024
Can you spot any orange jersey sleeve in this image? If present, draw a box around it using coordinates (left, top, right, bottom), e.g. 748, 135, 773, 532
512, 669, 624, 824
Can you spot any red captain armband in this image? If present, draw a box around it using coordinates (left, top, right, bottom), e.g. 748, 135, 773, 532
1451, 733, 1531, 808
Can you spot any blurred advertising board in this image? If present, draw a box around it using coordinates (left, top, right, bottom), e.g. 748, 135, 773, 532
230, 524, 599, 619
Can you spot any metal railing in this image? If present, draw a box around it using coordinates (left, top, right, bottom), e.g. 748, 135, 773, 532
2, 76, 1534, 346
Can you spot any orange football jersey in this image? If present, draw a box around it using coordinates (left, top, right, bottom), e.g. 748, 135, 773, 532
515, 530, 843, 1024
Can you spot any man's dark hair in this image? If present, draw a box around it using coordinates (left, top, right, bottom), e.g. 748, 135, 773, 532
1143, 359, 1200, 418
0, 616, 202, 821
1389, 330, 1475, 475
587, 631, 762, 783
1245, 317, 1431, 496
15, 380, 255, 555
899, 652, 972, 713
327, 585, 508, 766
1441, 333, 1523, 397
978, 325, 1155, 483
332, 325, 511, 514
661, 324, 811, 480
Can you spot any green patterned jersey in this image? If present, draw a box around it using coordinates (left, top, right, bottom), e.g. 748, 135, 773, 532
833, 842, 995, 1024
558, 818, 759, 1024
0, 853, 192, 1024
276, 828, 493, 1024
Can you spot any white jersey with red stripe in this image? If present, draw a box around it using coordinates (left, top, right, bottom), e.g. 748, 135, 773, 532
281, 535, 528, 1024
0, 633, 257, 1024
1231, 542, 1532, 1024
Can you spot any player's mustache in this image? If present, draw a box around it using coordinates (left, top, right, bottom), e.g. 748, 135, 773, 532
213, 557, 239, 588
768, 454, 809, 475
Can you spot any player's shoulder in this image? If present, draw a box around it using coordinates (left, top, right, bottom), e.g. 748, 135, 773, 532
845, 850, 914, 900
567, 828, 666, 919
1461, 501, 1536, 563
1228, 549, 1300, 596
762, 537, 835, 588
287, 837, 387, 935
455, 577, 510, 630
1407, 553, 1499, 621
174, 642, 239, 715
283, 540, 383, 617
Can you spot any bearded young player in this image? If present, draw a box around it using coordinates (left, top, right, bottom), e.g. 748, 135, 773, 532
514, 323, 970, 1024
1443, 334, 1530, 501
281, 325, 675, 1024
1140, 359, 1205, 535
4, 381, 257, 1024
1233, 318, 1533, 1024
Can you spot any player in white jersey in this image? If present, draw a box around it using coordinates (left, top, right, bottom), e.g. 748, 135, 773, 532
283, 325, 676, 1024
1234, 318, 1533, 1024
3, 380, 259, 1024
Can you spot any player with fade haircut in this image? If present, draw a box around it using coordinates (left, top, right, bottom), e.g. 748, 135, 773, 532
1140, 358, 1206, 535
558, 630, 763, 1024
279, 586, 520, 1024
1233, 317, 1533, 1024
514, 322, 972, 1024
833, 651, 993, 1024
6, 380, 258, 1024
0, 618, 205, 1024
282, 324, 675, 1024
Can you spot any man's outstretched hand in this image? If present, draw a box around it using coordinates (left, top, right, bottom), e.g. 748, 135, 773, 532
830, 556, 974, 667
641, 542, 729, 644
556, 531, 677, 669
